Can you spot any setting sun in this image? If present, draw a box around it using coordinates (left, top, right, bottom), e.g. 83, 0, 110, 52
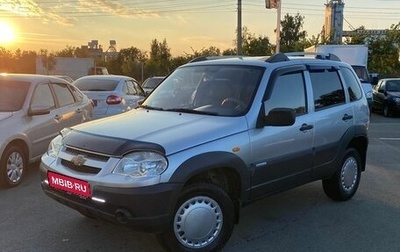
0, 21, 16, 44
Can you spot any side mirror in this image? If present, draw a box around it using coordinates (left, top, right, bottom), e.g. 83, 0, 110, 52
265, 108, 296, 126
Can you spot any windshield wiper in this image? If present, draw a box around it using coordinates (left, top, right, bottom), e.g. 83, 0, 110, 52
165, 108, 218, 115
138, 104, 165, 111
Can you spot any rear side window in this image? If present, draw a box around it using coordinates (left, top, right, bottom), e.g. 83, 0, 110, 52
310, 69, 345, 110
340, 67, 363, 101
75, 79, 119, 91
52, 83, 76, 107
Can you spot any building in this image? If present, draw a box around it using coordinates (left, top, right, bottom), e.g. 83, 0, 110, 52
323, 0, 345, 44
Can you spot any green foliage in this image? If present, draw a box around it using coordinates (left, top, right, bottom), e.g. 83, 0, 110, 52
279, 13, 307, 52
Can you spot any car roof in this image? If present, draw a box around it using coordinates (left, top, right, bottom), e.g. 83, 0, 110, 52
0, 73, 70, 83
184, 52, 347, 68
75, 75, 136, 82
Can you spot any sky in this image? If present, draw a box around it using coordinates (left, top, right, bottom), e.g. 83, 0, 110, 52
0, 0, 399, 56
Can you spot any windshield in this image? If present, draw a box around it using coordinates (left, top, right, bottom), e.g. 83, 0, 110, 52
386, 80, 400, 92
351, 66, 370, 83
143, 77, 164, 88
0, 80, 30, 112
142, 65, 264, 116
74, 79, 119, 91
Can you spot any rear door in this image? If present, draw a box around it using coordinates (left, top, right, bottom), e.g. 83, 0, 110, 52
306, 65, 354, 178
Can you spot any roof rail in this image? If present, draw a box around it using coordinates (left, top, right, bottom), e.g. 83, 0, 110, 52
188, 55, 244, 63
265, 53, 290, 63
285, 52, 341, 61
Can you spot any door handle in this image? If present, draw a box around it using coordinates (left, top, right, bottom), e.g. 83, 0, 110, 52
342, 114, 353, 121
300, 123, 313, 132
54, 114, 62, 120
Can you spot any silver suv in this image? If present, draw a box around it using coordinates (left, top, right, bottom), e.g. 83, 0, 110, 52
40, 53, 369, 252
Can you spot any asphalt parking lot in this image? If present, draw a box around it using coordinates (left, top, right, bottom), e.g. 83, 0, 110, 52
0, 113, 399, 252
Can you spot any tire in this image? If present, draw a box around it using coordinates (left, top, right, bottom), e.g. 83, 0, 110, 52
383, 105, 391, 117
156, 183, 235, 252
0, 145, 27, 188
322, 148, 361, 201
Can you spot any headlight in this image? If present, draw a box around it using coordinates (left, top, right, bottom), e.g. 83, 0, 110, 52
47, 135, 62, 158
113, 152, 168, 178
394, 97, 400, 103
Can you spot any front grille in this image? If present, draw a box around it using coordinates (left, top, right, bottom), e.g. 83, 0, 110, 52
61, 159, 101, 174
60, 146, 110, 175
65, 147, 109, 162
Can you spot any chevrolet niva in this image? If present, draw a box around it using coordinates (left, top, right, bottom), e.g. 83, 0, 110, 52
40, 52, 369, 252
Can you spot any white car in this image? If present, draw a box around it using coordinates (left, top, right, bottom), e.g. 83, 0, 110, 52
73, 75, 146, 119
0, 74, 93, 188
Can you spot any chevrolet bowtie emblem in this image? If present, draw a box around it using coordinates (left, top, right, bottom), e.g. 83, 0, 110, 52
71, 155, 87, 166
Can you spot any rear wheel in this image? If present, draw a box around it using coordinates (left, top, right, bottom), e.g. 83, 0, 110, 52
0, 145, 27, 188
383, 105, 391, 117
322, 148, 361, 201
156, 183, 235, 252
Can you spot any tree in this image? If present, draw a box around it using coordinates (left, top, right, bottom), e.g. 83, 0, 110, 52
39, 49, 56, 75
55, 46, 75, 57
279, 13, 307, 52
367, 22, 400, 77
147, 39, 172, 76
111, 47, 146, 81
0, 47, 14, 72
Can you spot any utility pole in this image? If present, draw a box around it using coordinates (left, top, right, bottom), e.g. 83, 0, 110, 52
266, 0, 281, 53
237, 0, 242, 55
276, 0, 281, 53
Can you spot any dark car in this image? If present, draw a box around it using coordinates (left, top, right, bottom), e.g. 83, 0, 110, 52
141, 76, 165, 95
372, 78, 400, 117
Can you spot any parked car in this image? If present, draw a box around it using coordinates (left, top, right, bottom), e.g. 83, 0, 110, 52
372, 78, 400, 117
73, 75, 145, 119
88, 67, 109, 75
141, 76, 165, 95
0, 73, 93, 188
40, 52, 369, 251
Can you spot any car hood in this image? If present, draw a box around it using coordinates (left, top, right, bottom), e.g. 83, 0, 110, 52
69, 108, 248, 155
0, 112, 13, 123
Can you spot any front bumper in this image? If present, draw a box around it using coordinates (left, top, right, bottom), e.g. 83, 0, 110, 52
40, 164, 182, 233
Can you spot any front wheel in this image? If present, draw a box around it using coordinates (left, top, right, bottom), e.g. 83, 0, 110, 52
322, 148, 361, 201
0, 145, 27, 188
156, 183, 235, 252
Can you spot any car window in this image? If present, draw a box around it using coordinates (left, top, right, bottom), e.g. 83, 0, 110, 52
0, 80, 30, 112
144, 65, 263, 116
52, 83, 76, 107
264, 71, 307, 116
125, 81, 137, 95
31, 84, 56, 110
340, 67, 363, 101
386, 80, 400, 91
310, 69, 345, 110
74, 79, 119, 91
133, 81, 145, 96
70, 85, 83, 102
143, 77, 163, 88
